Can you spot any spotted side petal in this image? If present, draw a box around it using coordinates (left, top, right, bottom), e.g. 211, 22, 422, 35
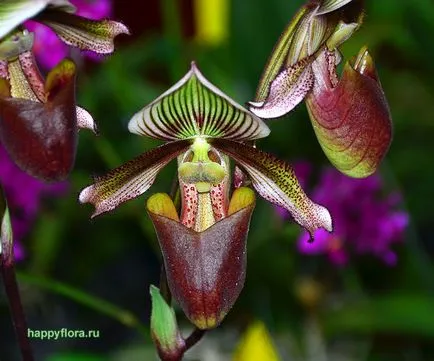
35, 10, 129, 54
128, 62, 270, 141
79, 140, 190, 218
0, 0, 75, 39
211, 138, 332, 237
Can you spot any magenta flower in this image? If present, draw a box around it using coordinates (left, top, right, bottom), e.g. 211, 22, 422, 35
0, 144, 67, 261
25, 0, 112, 69
278, 162, 408, 266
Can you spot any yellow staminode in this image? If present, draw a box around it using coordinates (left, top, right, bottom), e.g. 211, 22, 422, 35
147, 193, 179, 221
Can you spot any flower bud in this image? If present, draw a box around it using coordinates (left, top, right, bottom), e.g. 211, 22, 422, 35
150, 285, 185, 361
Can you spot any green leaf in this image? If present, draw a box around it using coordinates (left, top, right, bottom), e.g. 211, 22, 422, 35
324, 294, 434, 338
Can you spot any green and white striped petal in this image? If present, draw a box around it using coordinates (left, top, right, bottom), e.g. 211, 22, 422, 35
0, 0, 75, 39
211, 138, 332, 238
79, 140, 190, 218
35, 11, 129, 54
128, 62, 270, 142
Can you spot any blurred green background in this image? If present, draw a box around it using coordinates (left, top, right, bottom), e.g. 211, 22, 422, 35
2, 0, 434, 360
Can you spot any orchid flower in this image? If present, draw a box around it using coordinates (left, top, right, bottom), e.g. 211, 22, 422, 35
0, 0, 128, 181
248, 0, 392, 178
80, 63, 332, 329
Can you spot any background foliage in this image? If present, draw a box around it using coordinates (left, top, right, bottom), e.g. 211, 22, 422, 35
1, 0, 434, 360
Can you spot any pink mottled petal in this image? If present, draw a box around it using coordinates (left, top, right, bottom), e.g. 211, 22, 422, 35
249, 58, 314, 119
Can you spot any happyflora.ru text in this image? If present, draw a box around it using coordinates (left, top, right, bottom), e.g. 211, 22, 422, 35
27, 328, 100, 340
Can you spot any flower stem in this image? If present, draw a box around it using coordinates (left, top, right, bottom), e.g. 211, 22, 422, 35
184, 328, 206, 350
16, 272, 149, 339
1, 262, 34, 361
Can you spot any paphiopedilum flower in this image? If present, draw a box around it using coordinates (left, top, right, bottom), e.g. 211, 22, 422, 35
248, 0, 392, 178
0, 0, 128, 181
80, 63, 332, 328
0, 0, 128, 54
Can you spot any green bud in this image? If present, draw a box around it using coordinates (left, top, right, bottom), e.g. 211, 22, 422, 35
150, 285, 185, 361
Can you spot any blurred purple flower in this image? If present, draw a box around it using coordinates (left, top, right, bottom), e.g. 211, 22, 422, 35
25, 0, 112, 69
277, 162, 408, 266
0, 145, 68, 261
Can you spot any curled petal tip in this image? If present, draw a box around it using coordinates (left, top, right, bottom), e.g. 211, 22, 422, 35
76, 106, 98, 134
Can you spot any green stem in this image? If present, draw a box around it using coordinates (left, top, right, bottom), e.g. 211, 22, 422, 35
16, 272, 149, 339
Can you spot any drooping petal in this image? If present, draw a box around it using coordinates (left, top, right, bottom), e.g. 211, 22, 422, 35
34, 10, 129, 54
128, 62, 270, 141
249, 57, 314, 119
147, 193, 255, 330
79, 140, 190, 218
0, 58, 77, 181
306, 47, 392, 177
211, 138, 332, 237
